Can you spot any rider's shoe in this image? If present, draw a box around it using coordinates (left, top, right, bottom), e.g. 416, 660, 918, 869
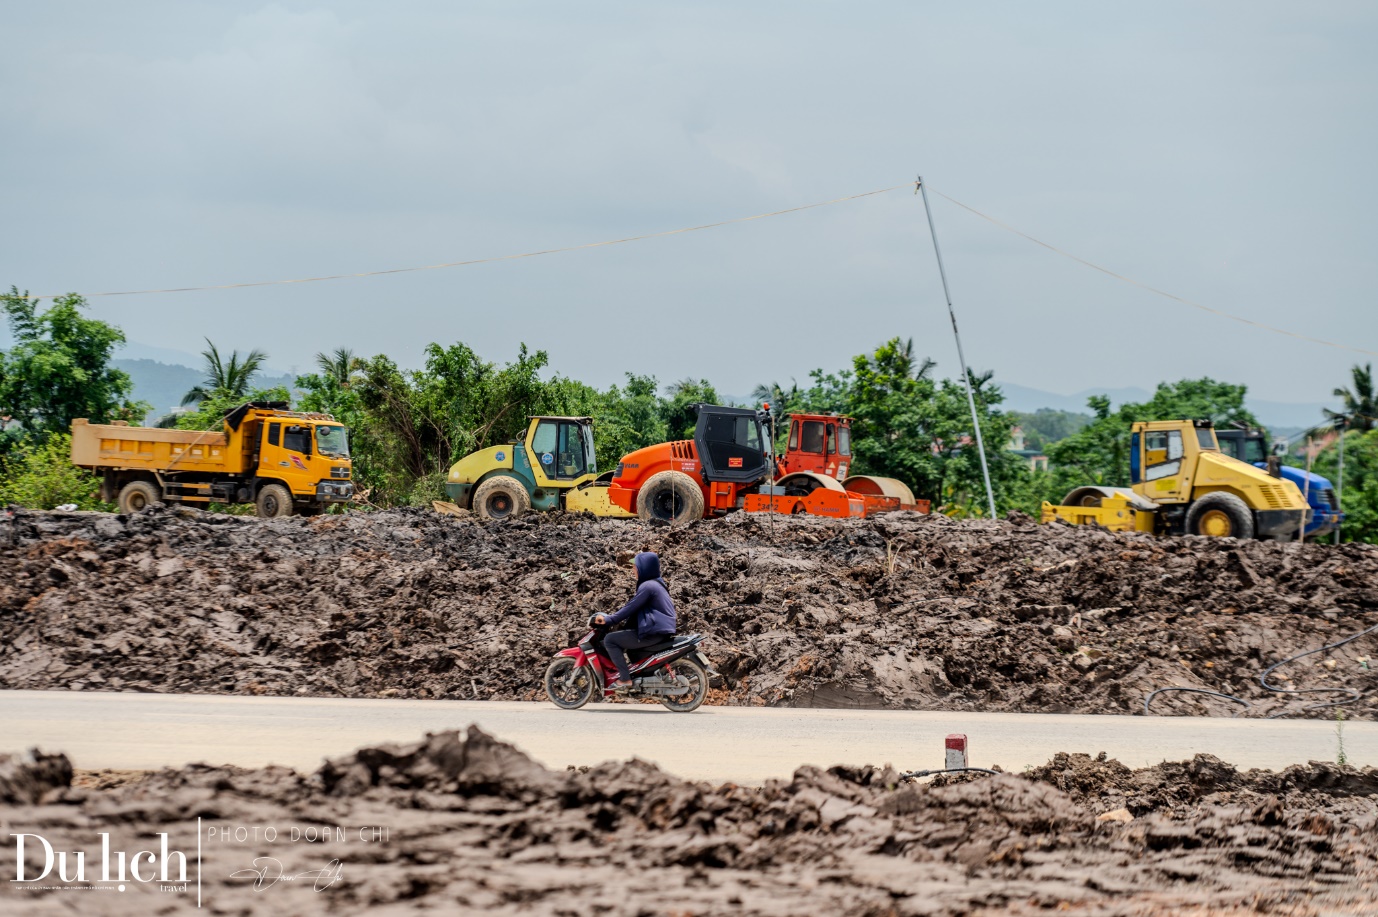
610, 679, 632, 694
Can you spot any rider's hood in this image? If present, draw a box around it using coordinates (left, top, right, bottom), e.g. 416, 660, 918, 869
634, 552, 662, 584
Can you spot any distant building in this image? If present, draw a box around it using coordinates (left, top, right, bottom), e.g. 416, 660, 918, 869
1296, 428, 1340, 462
1008, 425, 1048, 472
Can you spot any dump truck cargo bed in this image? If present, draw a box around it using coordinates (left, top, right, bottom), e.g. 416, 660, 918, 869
71, 419, 244, 475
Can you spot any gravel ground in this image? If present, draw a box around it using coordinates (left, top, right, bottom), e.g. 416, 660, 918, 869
2, 728, 1375, 915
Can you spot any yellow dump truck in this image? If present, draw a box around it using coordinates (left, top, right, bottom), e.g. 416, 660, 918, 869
1041, 419, 1309, 540
71, 401, 353, 517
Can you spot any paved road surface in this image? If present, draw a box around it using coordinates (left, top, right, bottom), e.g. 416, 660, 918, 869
1, 690, 1371, 784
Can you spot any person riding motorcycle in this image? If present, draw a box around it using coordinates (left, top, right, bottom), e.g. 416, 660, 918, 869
594, 551, 676, 692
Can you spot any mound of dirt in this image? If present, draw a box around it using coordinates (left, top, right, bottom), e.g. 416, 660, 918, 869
2, 728, 1375, 915
2, 505, 1376, 717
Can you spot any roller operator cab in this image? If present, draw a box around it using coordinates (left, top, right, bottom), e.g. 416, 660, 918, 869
1215, 428, 1343, 539
608, 404, 774, 523
444, 416, 634, 521
773, 413, 927, 514
779, 413, 852, 480
1044, 419, 1310, 539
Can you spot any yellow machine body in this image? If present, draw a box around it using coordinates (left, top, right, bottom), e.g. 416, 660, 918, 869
1041, 491, 1156, 533
1042, 420, 1308, 539
445, 416, 634, 518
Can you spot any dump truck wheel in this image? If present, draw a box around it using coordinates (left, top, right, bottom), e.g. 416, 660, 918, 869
1186, 492, 1254, 539
118, 481, 160, 514
636, 471, 704, 523
474, 475, 531, 521
255, 484, 295, 518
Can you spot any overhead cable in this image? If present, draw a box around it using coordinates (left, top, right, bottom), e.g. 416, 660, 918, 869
21, 179, 1373, 360
27, 184, 910, 300
930, 189, 1378, 358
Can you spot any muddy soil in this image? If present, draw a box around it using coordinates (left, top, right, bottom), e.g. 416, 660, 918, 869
1, 505, 1376, 718
2, 728, 1375, 915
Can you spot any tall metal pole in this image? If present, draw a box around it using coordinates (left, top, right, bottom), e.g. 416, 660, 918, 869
1299, 436, 1314, 543
1335, 420, 1346, 545
917, 176, 997, 519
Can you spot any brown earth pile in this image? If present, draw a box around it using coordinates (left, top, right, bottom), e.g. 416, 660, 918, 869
2, 727, 1375, 915
1, 504, 1376, 717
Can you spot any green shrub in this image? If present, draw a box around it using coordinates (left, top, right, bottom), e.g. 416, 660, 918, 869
0, 434, 111, 511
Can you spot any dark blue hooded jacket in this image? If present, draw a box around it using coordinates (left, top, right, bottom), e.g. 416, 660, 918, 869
605, 552, 676, 638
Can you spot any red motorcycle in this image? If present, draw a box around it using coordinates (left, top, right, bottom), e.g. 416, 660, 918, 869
544, 616, 713, 713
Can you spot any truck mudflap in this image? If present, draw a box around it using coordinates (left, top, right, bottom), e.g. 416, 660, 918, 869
1255, 508, 1308, 538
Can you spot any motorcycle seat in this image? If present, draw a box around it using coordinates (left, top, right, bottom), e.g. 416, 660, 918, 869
626, 633, 701, 661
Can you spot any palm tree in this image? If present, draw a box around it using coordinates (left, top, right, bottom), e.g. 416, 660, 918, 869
315, 347, 360, 388
893, 337, 937, 381
1324, 363, 1375, 432
664, 378, 700, 398
751, 380, 805, 415
181, 338, 268, 406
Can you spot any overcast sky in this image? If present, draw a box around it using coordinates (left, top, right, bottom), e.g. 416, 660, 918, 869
2, 2, 1374, 408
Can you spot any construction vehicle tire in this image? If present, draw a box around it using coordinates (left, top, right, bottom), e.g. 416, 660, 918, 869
255, 484, 295, 518
118, 480, 161, 514
636, 471, 704, 523
474, 475, 531, 521
1186, 492, 1254, 539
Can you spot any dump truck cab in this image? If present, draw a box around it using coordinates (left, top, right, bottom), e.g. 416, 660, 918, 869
445, 416, 633, 520
239, 405, 355, 513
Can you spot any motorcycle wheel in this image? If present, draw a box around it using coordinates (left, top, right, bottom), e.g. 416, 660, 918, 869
544, 657, 595, 710
659, 659, 708, 713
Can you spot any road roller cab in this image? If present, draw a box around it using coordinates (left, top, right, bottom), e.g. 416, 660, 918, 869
607, 404, 775, 522
607, 406, 929, 523
1041, 419, 1310, 539
772, 413, 930, 516
445, 416, 635, 521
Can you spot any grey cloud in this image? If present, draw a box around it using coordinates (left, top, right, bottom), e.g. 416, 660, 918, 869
0, 1, 1374, 410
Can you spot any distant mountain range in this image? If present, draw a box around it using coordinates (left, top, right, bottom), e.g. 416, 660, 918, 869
113, 358, 298, 421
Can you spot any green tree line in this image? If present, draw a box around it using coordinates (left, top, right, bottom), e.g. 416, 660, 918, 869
2, 286, 1374, 542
